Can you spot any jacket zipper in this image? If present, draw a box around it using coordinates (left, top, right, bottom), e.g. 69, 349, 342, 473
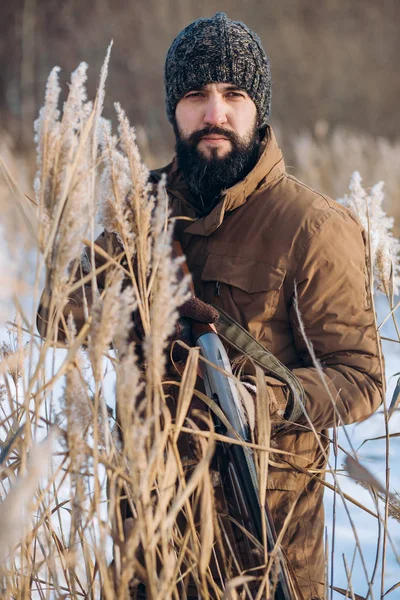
215, 281, 221, 297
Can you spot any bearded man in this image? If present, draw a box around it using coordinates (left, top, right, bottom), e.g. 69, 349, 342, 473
148, 12, 384, 599
37, 12, 384, 600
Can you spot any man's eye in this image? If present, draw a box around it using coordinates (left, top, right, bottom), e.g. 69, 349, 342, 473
186, 92, 204, 98
227, 92, 245, 98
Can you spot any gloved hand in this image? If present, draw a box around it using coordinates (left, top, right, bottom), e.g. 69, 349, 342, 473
131, 297, 219, 371
169, 298, 220, 366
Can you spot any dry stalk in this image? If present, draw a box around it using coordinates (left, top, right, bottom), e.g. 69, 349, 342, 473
0, 51, 399, 600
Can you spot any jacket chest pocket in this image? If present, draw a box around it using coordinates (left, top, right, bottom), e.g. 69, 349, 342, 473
198, 253, 286, 329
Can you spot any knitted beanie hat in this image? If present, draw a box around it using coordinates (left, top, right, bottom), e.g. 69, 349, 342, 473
164, 12, 271, 128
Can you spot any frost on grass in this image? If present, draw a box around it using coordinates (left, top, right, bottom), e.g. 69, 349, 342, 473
338, 171, 400, 296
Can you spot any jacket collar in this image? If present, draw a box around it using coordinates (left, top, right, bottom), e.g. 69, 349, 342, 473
151, 127, 285, 237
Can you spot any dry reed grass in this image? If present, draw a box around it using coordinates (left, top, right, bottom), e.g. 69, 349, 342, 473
0, 54, 399, 600
291, 124, 400, 236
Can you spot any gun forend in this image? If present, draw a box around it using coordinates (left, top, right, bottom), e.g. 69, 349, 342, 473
195, 330, 248, 441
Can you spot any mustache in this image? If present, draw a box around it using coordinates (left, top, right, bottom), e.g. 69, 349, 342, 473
187, 126, 238, 146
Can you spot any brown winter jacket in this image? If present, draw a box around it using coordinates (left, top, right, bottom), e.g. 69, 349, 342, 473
149, 127, 384, 598
37, 127, 384, 599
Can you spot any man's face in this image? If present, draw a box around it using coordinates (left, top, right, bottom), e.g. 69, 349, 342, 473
175, 82, 258, 158
174, 82, 260, 214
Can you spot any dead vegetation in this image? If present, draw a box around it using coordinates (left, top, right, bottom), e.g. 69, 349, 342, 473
0, 53, 399, 600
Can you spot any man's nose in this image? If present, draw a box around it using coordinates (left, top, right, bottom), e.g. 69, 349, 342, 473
203, 97, 228, 126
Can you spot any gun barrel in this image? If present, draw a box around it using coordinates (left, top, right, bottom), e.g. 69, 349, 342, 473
196, 331, 248, 439
196, 329, 297, 600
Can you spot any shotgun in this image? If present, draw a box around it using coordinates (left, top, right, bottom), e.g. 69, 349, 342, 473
174, 241, 298, 599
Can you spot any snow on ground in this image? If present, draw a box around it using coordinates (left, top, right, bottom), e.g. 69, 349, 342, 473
325, 294, 400, 599
1, 242, 399, 598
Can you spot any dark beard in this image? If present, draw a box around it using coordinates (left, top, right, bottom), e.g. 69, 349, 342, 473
174, 123, 261, 216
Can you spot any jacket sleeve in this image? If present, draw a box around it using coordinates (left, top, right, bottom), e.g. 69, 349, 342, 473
288, 208, 385, 431
37, 231, 116, 342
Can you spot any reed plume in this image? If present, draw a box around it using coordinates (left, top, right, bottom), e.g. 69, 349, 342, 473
0, 47, 399, 600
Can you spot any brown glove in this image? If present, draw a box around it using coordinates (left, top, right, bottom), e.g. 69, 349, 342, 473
131, 297, 219, 369
169, 298, 219, 365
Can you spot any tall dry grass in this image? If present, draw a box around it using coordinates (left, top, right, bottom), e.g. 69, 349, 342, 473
0, 54, 399, 600
290, 124, 400, 237
0, 52, 284, 600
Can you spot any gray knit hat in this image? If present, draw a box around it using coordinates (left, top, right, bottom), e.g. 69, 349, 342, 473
164, 12, 271, 128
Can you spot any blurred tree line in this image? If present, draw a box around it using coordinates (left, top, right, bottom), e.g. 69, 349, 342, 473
1, 0, 399, 165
